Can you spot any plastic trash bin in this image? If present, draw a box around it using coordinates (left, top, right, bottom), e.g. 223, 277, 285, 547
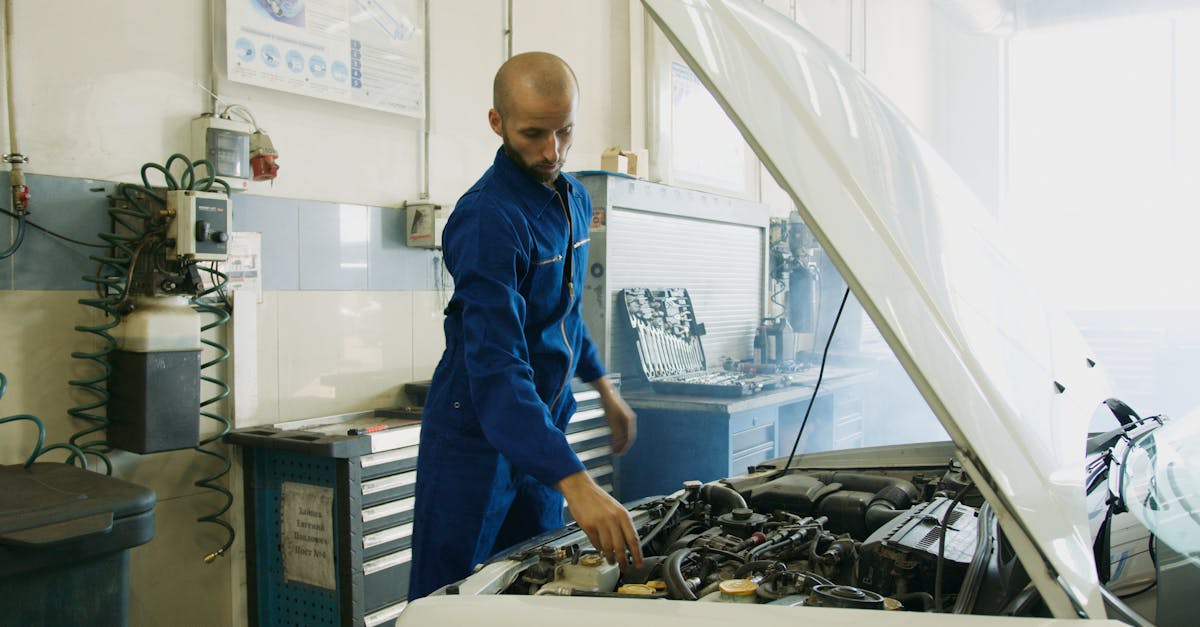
0, 462, 156, 627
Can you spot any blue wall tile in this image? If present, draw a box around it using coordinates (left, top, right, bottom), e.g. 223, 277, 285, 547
11, 175, 114, 290
298, 202, 370, 290
0, 173, 439, 293
232, 195, 300, 290
367, 206, 440, 290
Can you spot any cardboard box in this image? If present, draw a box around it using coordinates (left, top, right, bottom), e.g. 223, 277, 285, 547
601, 146, 647, 178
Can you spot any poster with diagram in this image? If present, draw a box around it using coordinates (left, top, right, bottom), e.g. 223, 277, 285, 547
226, 0, 424, 117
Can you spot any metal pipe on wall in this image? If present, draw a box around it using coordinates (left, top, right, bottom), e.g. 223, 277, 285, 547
419, 0, 430, 199
503, 0, 513, 60
4, 0, 20, 160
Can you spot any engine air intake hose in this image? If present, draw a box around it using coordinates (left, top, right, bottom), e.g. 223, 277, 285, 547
700, 483, 747, 515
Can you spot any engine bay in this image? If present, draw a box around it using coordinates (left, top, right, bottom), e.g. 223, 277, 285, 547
487, 462, 1032, 614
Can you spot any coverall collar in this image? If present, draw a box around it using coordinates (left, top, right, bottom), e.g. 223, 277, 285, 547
492, 147, 573, 218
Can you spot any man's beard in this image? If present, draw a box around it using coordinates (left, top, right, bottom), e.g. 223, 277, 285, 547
502, 138, 563, 184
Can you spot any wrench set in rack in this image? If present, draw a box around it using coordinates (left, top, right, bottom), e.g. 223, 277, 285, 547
621, 287, 781, 397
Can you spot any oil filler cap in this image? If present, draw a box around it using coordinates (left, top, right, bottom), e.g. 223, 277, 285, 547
718, 579, 758, 596
617, 584, 656, 595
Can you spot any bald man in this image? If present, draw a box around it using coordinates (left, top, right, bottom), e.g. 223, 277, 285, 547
408, 52, 642, 599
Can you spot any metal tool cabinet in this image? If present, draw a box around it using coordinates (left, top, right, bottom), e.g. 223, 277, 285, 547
227, 383, 613, 626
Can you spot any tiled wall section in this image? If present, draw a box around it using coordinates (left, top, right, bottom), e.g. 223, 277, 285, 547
0, 175, 451, 627
0, 172, 446, 291
241, 289, 448, 426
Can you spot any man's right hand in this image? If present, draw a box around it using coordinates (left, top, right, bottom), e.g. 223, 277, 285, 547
556, 470, 644, 571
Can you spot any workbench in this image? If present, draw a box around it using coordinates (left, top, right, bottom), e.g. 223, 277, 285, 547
613, 367, 873, 501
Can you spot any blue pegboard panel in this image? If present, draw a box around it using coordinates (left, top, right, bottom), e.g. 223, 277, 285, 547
250, 448, 342, 626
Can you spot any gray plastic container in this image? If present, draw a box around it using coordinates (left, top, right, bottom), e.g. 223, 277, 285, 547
0, 463, 156, 627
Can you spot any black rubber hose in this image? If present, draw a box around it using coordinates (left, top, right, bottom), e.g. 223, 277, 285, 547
700, 483, 747, 515
622, 555, 668, 584
865, 496, 910, 533
733, 559, 784, 579
815, 472, 919, 535
640, 498, 682, 549
893, 591, 936, 612
665, 548, 698, 600
815, 472, 919, 501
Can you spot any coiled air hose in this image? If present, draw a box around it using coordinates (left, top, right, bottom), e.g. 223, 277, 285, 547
0, 371, 88, 467
64, 153, 236, 561
192, 263, 235, 562
66, 157, 222, 472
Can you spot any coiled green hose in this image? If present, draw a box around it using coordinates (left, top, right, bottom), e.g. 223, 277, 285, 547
193, 264, 236, 562
63, 153, 236, 560
0, 371, 89, 468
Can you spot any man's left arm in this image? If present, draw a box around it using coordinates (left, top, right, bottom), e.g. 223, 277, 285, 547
586, 373, 636, 455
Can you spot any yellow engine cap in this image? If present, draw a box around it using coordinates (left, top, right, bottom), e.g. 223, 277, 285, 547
579, 554, 605, 567
718, 579, 758, 596
646, 580, 668, 591
617, 584, 657, 595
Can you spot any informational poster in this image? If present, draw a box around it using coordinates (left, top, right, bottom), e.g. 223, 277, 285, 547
226, 0, 424, 117
281, 482, 336, 589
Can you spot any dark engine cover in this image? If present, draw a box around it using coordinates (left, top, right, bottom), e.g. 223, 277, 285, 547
858, 496, 978, 597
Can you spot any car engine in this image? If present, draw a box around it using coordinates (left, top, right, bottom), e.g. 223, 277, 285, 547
491, 463, 1004, 613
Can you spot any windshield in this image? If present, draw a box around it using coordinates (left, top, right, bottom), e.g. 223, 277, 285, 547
1121, 413, 1200, 567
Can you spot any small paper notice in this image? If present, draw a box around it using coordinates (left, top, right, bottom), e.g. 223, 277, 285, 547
281, 482, 336, 589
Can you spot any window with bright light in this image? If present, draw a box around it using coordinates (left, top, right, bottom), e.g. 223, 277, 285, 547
1004, 10, 1200, 418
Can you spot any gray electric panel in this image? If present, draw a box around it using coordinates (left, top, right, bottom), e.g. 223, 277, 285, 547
577, 174, 769, 387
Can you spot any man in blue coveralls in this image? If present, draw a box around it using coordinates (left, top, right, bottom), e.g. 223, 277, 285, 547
408, 51, 644, 599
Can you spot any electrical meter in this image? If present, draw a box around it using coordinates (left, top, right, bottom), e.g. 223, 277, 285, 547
167, 190, 232, 261
191, 115, 252, 191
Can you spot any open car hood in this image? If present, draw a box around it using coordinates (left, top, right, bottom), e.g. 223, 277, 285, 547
643, 0, 1113, 617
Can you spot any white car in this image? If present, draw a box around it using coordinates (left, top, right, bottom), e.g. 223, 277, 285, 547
399, 1, 1196, 624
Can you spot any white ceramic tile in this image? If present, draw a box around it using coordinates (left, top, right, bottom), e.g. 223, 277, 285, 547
128, 493, 234, 627
233, 291, 280, 427
411, 290, 449, 380
276, 291, 415, 420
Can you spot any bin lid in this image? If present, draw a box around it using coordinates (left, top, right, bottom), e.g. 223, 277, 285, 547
0, 463, 156, 547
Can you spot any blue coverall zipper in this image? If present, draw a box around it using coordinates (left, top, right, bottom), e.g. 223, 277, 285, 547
549, 190, 575, 411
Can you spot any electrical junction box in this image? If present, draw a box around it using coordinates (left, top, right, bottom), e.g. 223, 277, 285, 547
192, 114, 252, 191
405, 202, 447, 249
167, 189, 232, 261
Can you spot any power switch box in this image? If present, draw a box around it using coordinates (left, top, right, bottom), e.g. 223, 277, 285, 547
192, 114, 252, 191
167, 190, 232, 261
405, 203, 447, 249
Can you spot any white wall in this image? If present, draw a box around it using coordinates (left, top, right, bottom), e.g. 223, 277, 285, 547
0, 1, 631, 626
0, 1, 995, 625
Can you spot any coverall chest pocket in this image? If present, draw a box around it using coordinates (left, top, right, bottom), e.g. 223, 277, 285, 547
526, 253, 565, 316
